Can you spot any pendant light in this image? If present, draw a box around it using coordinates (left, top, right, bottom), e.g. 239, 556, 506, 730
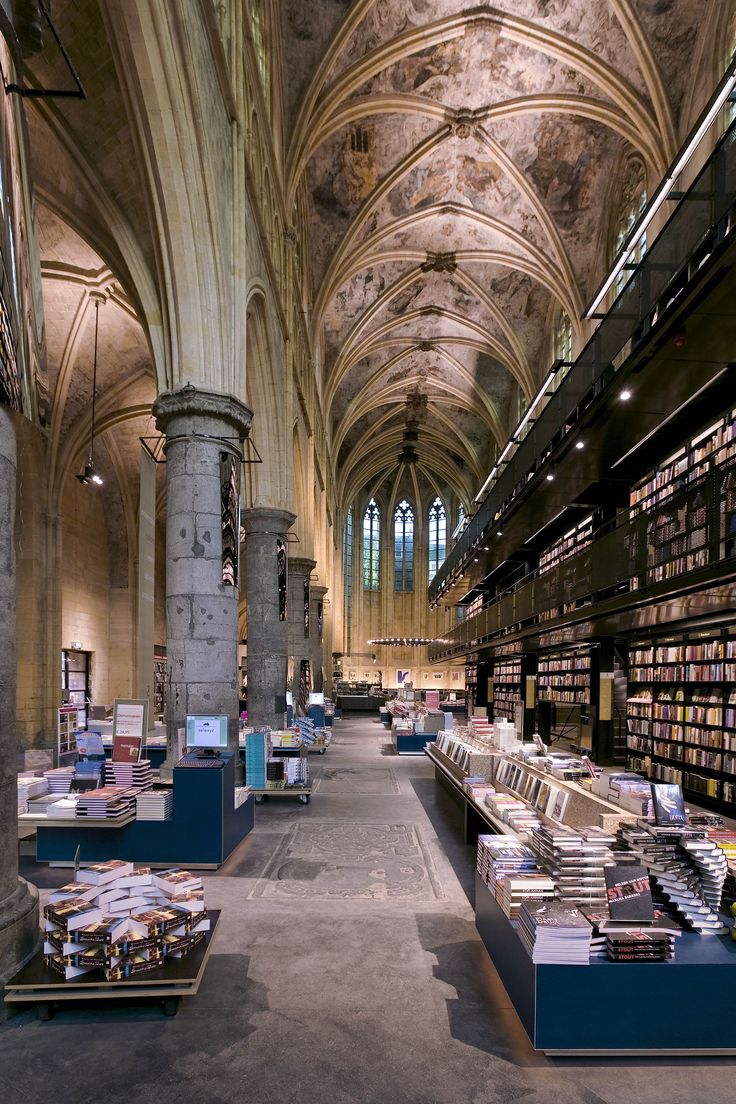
77, 295, 104, 486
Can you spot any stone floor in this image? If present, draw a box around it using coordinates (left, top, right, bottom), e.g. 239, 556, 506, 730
3, 716, 736, 1103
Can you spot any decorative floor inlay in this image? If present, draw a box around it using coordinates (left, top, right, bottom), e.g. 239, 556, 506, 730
312, 766, 400, 794
251, 823, 443, 900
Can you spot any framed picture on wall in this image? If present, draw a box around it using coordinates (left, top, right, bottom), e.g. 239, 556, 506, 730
423, 672, 429, 680
396, 669, 411, 686
433, 672, 444, 681
451, 672, 460, 682
348, 670, 357, 680
363, 671, 371, 679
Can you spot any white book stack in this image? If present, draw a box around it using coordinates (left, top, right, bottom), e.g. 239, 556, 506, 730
44, 766, 76, 794
17, 774, 49, 814
136, 788, 173, 821
104, 760, 153, 790
52, 795, 80, 819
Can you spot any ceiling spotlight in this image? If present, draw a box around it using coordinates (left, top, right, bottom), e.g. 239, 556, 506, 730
483, 545, 489, 551
575, 441, 585, 450
77, 462, 104, 486
496, 530, 503, 537
619, 389, 631, 401
474, 557, 479, 563
546, 473, 555, 481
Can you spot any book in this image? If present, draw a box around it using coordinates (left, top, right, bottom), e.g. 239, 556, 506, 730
153, 869, 202, 896
604, 864, 654, 922
44, 953, 98, 980
161, 929, 206, 958
48, 881, 103, 904
77, 860, 134, 885
43, 898, 105, 932
650, 783, 687, 827
112, 735, 142, 762
102, 953, 164, 982
72, 916, 131, 946
129, 906, 194, 936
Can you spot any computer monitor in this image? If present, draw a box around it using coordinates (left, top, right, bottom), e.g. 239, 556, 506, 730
308, 692, 325, 706
185, 715, 228, 752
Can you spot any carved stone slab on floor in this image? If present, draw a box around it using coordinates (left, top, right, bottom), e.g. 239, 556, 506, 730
251, 823, 443, 900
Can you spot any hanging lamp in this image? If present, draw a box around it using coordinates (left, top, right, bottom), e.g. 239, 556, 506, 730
77, 294, 104, 486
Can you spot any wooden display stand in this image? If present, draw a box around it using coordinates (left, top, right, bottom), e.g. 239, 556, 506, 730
4, 912, 220, 1020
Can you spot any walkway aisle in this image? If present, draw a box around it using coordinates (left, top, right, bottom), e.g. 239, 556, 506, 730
2, 718, 736, 1104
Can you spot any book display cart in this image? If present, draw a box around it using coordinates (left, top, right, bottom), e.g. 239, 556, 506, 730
626, 627, 736, 811
153, 646, 167, 723
5, 911, 221, 1021
491, 655, 521, 722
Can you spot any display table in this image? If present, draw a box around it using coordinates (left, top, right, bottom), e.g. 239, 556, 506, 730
4, 910, 221, 1019
425, 745, 512, 843
475, 873, 736, 1054
393, 726, 435, 755
336, 694, 386, 712
33, 755, 254, 868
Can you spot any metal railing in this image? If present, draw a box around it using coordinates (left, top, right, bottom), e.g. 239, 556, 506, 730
429, 119, 736, 605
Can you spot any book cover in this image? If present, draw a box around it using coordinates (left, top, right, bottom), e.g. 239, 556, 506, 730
48, 881, 103, 904
650, 783, 687, 827
43, 898, 104, 932
77, 859, 134, 886
153, 869, 201, 895
112, 735, 143, 762
73, 916, 131, 946
604, 865, 655, 921
129, 906, 192, 935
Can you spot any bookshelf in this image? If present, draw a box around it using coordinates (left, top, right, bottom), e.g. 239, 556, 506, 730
491, 655, 521, 722
625, 629, 736, 810
537, 649, 591, 707
538, 514, 593, 576
629, 410, 735, 587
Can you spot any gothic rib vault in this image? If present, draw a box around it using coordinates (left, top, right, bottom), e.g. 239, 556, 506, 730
282, 0, 706, 512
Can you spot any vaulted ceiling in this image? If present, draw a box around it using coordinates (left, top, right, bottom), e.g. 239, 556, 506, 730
282, 0, 708, 511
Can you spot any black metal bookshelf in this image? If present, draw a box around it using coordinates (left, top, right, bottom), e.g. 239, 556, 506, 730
626, 627, 736, 811
491, 655, 521, 722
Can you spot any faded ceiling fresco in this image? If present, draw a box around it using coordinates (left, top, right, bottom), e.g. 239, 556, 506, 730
282, 0, 708, 510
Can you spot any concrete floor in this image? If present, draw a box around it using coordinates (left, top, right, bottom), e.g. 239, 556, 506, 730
3, 716, 736, 1102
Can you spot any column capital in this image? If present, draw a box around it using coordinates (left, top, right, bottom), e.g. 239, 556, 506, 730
311, 584, 329, 599
153, 384, 253, 439
241, 506, 296, 536
289, 556, 316, 578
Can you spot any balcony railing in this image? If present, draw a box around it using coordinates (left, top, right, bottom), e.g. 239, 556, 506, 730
429, 119, 736, 605
429, 458, 736, 662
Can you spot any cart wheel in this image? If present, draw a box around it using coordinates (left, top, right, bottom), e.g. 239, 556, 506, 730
319, 748, 326, 755
299, 794, 310, 805
162, 997, 180, 1017
36, 1002, 55, 1021
254, 794, 264, 804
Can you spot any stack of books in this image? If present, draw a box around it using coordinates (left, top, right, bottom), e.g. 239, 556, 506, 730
617, 822, 727, 933
476, 835, 537, 894
75, 785, 137, 821
531, 825, 616, 910
484, 793, 542, 837
605, 930, 676, 962
245, 727, 272, 788
294, 717, 316, 745
17, 774, 48, 813
43, 862, 210, 980
44, 766, 76, 794
104, 759, 153, 790
678, 836, 728, 914
136, 787, 173, 821
517, 901, 593, 964
51, 795, 80, 818
498, 873, 556, 918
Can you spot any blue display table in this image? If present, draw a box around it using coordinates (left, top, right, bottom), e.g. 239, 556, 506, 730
394, 729, 434, 755
475, 871, 736, 1054
35, 754, 254, 868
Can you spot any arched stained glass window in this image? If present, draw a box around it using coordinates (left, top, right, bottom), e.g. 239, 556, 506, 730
428, 497, 446, 581
394, 500, 414, 592
613, 160, 647, 297
343, 507, 353, 652
363, 498, 380, 591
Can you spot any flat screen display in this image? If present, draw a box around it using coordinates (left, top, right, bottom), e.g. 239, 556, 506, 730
185, 715, 228, 749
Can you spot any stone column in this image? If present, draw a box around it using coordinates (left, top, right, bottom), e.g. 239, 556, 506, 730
287, 556, 316, 713
0, 408, 39, 994
310, 584, 328, 693
153, 386, 252, 781
241, 507, 296, 730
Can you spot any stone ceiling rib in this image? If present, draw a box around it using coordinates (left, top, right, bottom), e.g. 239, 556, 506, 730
292, 91, 665, 204
609, 0, 677, 160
